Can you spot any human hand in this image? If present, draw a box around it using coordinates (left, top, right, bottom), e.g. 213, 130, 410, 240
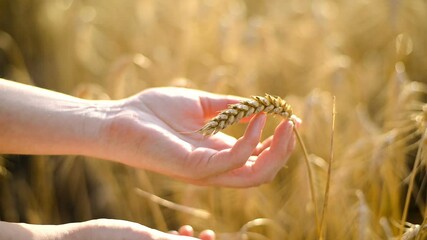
0, 219, 212, 240
63, 219, 213, 240
0, 80, 297, 187
97, 87, 298, 187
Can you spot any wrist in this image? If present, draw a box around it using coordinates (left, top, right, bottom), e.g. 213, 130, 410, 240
89, 96, 161, 169
75, 100, 125, 158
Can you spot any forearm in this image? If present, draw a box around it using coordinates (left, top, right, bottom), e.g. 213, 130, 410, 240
0, 219, 184, 240
0, 221, 69, 240
0, 79, 113, 156
0, 221, 33, 240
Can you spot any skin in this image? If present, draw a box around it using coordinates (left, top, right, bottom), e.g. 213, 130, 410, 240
0, 219, 211, 240
0, 78, 299, 239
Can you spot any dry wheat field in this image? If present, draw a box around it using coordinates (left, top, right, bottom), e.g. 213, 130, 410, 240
1, 0, 427, 239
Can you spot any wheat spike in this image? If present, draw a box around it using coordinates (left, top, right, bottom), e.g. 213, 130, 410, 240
197, 94, 293, 135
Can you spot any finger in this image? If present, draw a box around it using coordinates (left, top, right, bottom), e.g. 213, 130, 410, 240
199, 229, 216, 240
268, 120, 295, 158
286, 123, 297, 152
244, 120, 296, 182
205, 113, 266, 172
252, 116, 299, 155
291, 115, 302, 128
201, 120, 295, 187
178, 225, 194, 236
186, 113, 266, 179
199, 156, 262, 188
254, 136, 273, 155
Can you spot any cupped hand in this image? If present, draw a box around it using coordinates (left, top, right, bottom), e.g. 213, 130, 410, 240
57, 219, 211, 240
99, 87, 298, 187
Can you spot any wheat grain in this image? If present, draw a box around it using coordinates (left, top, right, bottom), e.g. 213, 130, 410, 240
197, 94, 293, 135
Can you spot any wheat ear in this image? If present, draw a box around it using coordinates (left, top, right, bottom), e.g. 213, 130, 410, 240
197, 94, 293, 135
197, 94, 323, 238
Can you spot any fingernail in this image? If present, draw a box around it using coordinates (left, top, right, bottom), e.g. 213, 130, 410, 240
290, 115, 302, 125
285, 121, 294, 135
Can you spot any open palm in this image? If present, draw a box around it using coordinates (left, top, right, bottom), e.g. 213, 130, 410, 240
101, 87, 297, 187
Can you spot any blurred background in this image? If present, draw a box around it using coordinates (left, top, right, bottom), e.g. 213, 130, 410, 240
1, 0, 427, 239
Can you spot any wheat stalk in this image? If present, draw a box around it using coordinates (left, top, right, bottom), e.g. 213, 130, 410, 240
319, 96, 336, 240
197, 94, 294, 135
135, 188, 211, 219
399, 127, 427, 239
197, 94, 323, 237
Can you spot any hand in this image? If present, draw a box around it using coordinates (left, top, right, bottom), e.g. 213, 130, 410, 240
65, 219, 214, 240
98, 87, 298, 187
0, 219, 212, 240
0, 80, 297, 187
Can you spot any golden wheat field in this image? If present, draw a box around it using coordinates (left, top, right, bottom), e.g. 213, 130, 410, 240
1, 0, 427, 239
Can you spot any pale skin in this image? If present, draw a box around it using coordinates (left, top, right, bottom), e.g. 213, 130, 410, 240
0, 79, 298, 239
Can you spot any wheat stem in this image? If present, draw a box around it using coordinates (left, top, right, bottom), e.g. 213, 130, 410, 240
399, 127, 427, 239
293, 125, 320, 238
136, 172, 169, 231
319, 96, 336, 240
135, 188, 211, 219
415, 209, 427, 240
